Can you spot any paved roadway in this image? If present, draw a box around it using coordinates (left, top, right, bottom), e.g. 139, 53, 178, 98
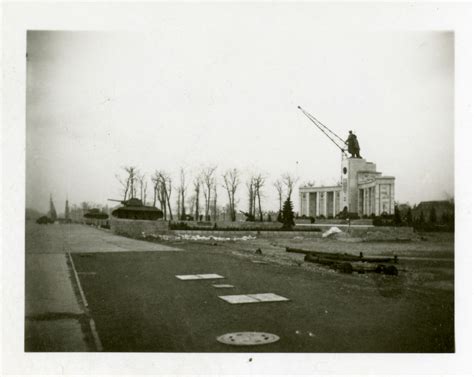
25, 222, 454, 352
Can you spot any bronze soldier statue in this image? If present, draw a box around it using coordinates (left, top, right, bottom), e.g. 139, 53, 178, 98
345, 131, 361, 158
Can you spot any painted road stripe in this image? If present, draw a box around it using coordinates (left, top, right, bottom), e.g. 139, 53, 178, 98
176, 274, 224, 280
197, 274, 224, 279
219, 295, 260, 304
212, 284, 235, 288
67, 252, 103, 352
219, 293, 289, 304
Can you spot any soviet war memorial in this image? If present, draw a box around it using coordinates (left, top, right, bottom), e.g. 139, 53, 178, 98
5, 2, 471, 375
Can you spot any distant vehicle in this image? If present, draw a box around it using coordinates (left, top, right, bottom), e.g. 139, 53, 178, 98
36, 216, 54, 224
108, 198, 164, 220
83, 208, 109, 220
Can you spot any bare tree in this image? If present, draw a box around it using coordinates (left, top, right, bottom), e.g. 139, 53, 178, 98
176, 194, 181, 220
201, 166, 217, 221
127, 167, 138, 199
193, 176, 201, 221
143, 181, 148, 205
116, 166, 139, 200
152, 171, 166, 217
151, 172, 160, 207
153, 170, 173, 220
116, 173, 130, 201
178, 168, 187, 220
212, 183, 218, 222
246, 176, 255, 217
273, 179, 284, 212
138, 173, 148, 203
163, 173, 173, 221
281, 173, 299, 200
254, 174, 265, 222
187, 195, 196, 219
223, 168, 240, 222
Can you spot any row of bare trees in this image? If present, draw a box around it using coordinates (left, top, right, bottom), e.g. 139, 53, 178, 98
116, 166, 297, 222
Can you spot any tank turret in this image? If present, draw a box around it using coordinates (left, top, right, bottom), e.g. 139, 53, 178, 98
108, 198, 164, 220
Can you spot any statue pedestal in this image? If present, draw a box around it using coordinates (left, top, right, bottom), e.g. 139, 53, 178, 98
341, 158, 377, 214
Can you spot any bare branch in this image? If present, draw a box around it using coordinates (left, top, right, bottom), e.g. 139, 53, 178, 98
222, 168, 240, 222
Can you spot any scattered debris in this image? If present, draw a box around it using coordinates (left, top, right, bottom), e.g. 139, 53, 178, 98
322, 227, 342, 238
142, 233, 257, 242
255, 248, 262, 255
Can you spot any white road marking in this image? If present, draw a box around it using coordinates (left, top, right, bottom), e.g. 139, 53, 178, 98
176, 274, 224, 280
219, 293, 289, 304
219, 295, 260, 304
247, 293, 289, 302
197, 274, 224, 279
212, 284, 235, 288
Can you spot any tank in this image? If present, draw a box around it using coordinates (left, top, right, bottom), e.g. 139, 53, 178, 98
108, 198, 164, 220
84, 208, 109, 220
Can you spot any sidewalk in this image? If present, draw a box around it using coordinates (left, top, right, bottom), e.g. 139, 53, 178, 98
25, 253, 90, 351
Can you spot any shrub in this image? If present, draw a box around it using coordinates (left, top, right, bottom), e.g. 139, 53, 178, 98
281, 198, 295, 230
405, 207, 413, 225
394, 206, 402, 226
277, 211, 283, 223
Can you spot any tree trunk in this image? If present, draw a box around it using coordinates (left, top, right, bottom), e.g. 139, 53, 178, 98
212, 185, 217, 222
257, 191, 263, 221
181, 189, 186, 220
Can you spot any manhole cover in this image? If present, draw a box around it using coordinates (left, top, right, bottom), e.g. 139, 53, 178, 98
217, 332, 279, 346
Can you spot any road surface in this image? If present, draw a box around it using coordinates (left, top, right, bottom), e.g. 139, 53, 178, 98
25, 222, 454, 352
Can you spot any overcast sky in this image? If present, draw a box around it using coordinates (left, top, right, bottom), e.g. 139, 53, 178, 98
26, 16, 454, 214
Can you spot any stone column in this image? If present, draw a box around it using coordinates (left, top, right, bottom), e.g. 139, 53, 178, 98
323, 192, 327, 217
368, 187, 372, 215
306, 193, 310, 217
364, 189, 368, 216
372, 187, 376, 215
316, 192, 320, 216
390, 183, 395, 214
375, 184, 380, 216
369, 187, 375, 215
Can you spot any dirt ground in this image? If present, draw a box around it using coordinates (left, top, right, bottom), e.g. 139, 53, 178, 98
150, 231, 455, 295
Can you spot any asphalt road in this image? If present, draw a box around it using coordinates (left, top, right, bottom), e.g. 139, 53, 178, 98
71, 242, 454, 352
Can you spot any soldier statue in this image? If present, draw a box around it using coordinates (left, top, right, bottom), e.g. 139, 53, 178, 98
345, 131, 361, 158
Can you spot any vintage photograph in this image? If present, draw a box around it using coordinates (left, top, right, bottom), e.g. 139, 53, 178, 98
24, 26, 455, 353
